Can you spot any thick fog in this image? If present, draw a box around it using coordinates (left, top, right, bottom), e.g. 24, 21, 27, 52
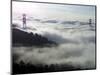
13, 20, 96, 69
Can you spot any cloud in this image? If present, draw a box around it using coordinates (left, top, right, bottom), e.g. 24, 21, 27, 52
13, 24, 96, 69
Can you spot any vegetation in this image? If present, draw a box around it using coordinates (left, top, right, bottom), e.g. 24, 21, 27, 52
13, 61, 82, 74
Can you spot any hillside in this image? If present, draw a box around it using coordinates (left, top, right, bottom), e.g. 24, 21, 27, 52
12, 28, 57, 47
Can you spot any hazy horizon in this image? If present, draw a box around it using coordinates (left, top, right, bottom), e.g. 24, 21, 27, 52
12, 1, 95, 22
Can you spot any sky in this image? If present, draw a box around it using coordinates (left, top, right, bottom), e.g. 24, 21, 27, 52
12, 1, 96, 22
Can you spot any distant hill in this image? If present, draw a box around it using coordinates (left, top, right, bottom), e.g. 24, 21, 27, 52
42, 20, 58, 23
12, 28, 57, 47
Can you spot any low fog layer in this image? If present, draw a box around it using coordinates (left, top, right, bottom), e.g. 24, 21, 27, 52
13, 20, 96, 69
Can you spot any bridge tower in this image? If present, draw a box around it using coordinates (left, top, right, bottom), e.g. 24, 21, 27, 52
22, 14, 26, 29
89, 19, 92, 27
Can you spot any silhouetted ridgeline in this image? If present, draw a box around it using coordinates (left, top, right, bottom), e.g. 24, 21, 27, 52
13, 62, 75, 74
12, 28, 57, 46
13, 61, 94, 74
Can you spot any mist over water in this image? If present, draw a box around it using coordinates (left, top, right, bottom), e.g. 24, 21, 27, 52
13, 20, 96, 69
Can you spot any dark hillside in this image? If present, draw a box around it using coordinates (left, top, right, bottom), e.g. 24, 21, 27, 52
12, 28, 57, 46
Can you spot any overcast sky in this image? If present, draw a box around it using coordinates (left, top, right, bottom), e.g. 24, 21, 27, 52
12, 1, 95, 21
